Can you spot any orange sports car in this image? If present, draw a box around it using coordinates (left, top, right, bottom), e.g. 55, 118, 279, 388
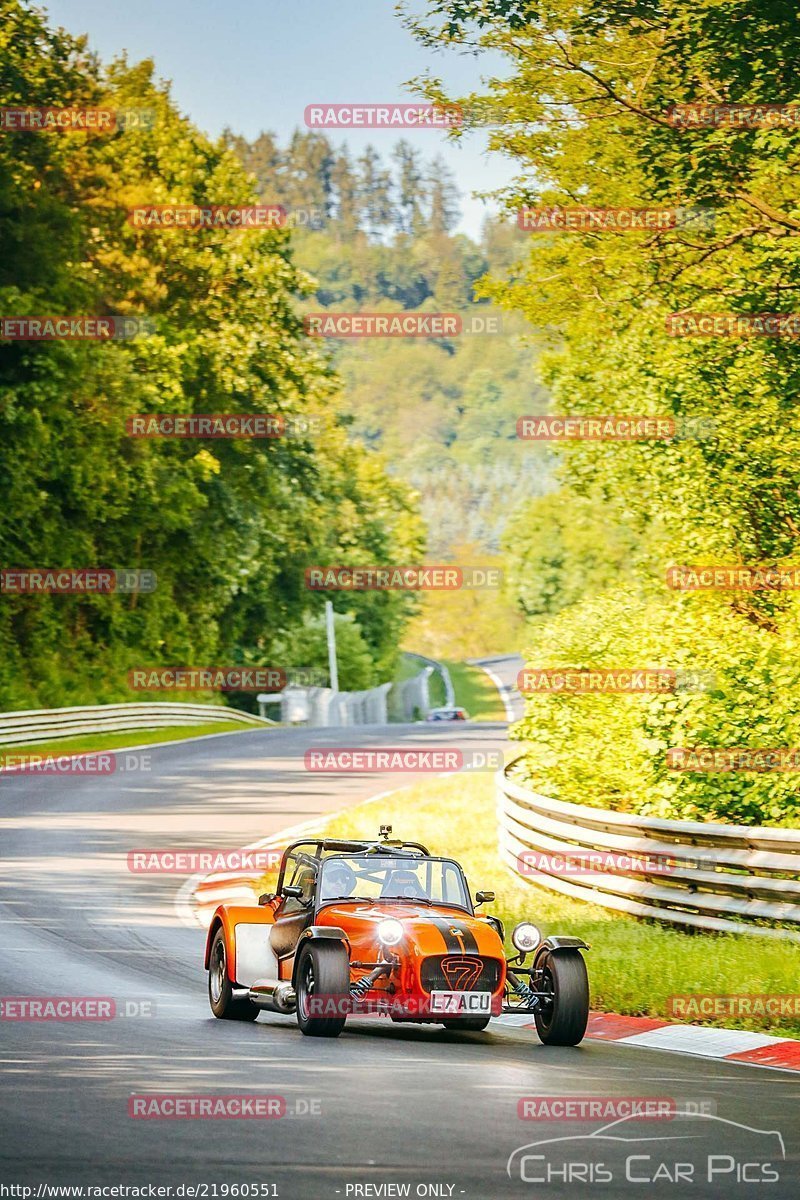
204, 828, 589, 1043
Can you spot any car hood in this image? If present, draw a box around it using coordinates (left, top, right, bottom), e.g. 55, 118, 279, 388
317, 902, 505, 957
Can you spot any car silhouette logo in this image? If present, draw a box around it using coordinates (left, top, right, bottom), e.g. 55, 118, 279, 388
441, 955, 483, 990
507, 1112, 786, 1183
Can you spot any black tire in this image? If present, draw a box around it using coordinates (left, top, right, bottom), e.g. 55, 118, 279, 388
295, 941, 350, 1038
533, 951, 589, 1046
208, 928, 259, 1021
442, 1016, 491, 1032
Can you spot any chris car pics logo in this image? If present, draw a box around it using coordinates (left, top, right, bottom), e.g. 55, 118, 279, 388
507, 1113, 784, 1186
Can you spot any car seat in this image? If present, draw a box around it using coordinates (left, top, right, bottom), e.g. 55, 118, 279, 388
380, 869, 428, 899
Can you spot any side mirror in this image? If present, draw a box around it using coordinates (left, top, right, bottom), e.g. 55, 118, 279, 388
475, 890, 495, 905
282, 884, 303, 899
258, 892, 275, 906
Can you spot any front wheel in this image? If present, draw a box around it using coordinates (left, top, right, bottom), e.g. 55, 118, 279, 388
533, 951, 589, 1046
208, 928, 259, 1021
295, 941, 350, 1037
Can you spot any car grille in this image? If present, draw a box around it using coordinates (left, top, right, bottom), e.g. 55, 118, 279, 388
420, 955, 503, 993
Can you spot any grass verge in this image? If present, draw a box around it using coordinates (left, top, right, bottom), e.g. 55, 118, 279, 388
445, 660, 508, 721
0, 720, 268, 760
257, 771, 800, 1038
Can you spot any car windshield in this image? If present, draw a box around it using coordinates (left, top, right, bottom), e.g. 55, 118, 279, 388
318, 854, 470, 909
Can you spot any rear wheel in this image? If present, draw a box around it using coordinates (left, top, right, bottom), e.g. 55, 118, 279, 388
533, 951, 589, 1046
442, 1016, 491, 1032
295, 941, 349, 1037
208, 928, 259, 1021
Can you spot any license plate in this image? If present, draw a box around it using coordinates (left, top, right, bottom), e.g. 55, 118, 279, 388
430, 990, 491, 1015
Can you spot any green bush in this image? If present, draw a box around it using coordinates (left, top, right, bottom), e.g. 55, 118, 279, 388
512, 588, 800, 826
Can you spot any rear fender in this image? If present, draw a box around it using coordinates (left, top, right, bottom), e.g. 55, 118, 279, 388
204, 904, 277, 985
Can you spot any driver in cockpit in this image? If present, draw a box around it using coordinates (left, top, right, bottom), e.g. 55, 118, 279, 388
320, 859, 357, 901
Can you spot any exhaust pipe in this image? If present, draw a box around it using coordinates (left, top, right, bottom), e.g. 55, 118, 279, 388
249, 979, 296, 1014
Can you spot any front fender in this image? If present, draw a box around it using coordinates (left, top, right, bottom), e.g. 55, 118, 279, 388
291, 926, 351, 988
298, 925, 350, 946
533, 936, 589, 969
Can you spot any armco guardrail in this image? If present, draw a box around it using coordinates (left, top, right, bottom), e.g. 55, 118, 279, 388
404, 653, 454, 708
388, 664, 433, 723
0, 702, 274, 746
497, 759, 800, 942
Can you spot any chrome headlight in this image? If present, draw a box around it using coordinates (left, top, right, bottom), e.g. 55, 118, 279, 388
511, 922, 541, 954
377, 918, 404, 947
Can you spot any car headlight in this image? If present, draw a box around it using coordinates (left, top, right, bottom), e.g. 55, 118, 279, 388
511, 922, 541, 953
377, 918, 404, 947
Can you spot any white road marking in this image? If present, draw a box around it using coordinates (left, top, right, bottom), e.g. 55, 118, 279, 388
620, 1025, 786, 1057
472, 664, 516, 722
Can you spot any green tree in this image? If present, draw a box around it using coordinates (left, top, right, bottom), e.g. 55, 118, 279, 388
392, 140, 427, 235
285, 129, 334, 218
0, 1, 424, 708
427, 155, 460, 236
502, 490, 645, 618
223, 129, 283, 202
407, 0, 800, 824
330, 147, 359, 238
357, 145, 394, 238
272, 610, 378, 692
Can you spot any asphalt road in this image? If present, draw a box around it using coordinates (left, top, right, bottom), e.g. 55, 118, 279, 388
1, 719, 798, 1199
469, 655, 525, 721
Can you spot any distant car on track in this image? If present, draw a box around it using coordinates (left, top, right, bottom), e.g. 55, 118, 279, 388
425, 706, 469, 721
204, 827, 590, 1042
